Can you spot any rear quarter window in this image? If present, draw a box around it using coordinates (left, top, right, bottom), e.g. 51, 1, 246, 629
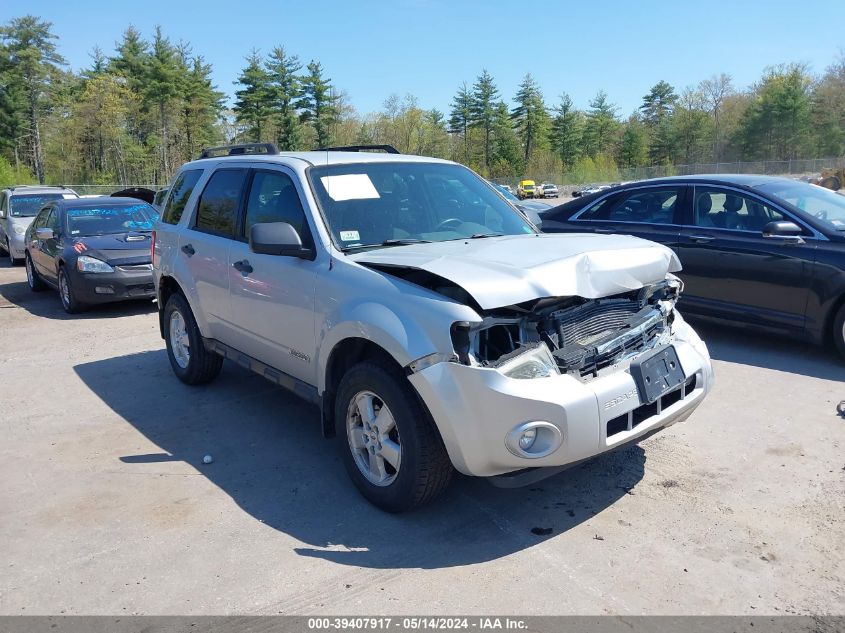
161, 169, 203, 225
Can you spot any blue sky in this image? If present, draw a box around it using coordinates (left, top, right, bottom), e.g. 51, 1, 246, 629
3, 0, 843, 116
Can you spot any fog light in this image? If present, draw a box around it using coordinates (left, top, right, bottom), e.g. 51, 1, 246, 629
95, 286, 114, 294
519, 429, 537, 450
505, 421, 562, 459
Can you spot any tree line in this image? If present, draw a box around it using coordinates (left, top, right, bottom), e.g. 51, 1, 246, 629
1, 14, 844, 187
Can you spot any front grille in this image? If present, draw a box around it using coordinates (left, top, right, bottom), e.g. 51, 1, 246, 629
607, 375, 697, 438
116, 263, 152, 272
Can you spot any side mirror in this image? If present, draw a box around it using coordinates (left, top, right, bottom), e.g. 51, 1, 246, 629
762, 220, 804, 244
249, 222, 313, 259
35, 228, 54, 240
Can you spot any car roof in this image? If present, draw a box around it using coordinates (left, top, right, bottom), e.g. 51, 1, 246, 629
630, 174, 796, 188
181, 151, 456, 170
5, 185, 76, 195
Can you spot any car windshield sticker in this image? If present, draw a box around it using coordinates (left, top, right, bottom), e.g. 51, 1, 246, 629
320, 174, 380, 202
340, 230, 360, 241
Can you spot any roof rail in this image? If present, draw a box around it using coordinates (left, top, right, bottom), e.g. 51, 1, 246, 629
198, 143, 279, 159
313, 144, 400, 154
8, 184, 70, 191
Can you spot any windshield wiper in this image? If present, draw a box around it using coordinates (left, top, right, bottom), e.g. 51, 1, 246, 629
469, 232, 503, 239
380, 238, 431, 246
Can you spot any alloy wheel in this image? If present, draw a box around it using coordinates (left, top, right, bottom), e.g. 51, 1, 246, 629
59, 271, 70, 308
169, 309, 191, 369
346, 390, 402, 486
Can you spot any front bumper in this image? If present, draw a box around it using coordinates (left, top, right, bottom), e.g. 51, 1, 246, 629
7, 234, 26, 259
71, 265, 155, 304
408, 315, 713, 478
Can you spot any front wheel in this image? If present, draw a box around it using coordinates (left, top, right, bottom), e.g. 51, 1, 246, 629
833, 303, 845, 360
335, 361, 453, 512
58, 267, 85, 313
163, 293, 223, 384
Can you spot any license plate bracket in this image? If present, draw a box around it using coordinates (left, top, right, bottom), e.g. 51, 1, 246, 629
630, 345, 686, 404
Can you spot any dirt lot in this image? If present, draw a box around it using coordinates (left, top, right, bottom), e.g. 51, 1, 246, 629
0, 260, 843, 616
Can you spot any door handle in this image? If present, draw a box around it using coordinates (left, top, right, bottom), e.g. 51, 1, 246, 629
181, 243, 195, 256
687, 234, 715, 243
232, 259, 253, 275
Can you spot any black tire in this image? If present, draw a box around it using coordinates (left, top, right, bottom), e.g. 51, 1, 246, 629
335, 360, 453, 512
25, 253, 45, 291
58, 266, 85, 313
833, 302, 845, 360
163, 292, 223, 385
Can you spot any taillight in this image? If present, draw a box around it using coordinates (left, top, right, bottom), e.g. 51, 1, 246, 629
150, 230, 156, 265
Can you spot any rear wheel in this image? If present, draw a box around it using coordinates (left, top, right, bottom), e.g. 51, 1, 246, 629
163, 293, 223, 384
25, 254, 45, 291
335, 360, 453, 512
833, 303, 845, 360
58, 266, 85, 313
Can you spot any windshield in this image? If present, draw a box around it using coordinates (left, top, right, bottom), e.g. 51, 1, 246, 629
65, 203, 157, 236
310, 162, 535, 250
754, 181, 845, 231
10, 194, 65, 217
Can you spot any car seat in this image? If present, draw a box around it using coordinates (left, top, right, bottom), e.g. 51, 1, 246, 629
695, 193, 714, 226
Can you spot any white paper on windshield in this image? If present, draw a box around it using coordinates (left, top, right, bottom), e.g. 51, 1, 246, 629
320, 174, 380, 201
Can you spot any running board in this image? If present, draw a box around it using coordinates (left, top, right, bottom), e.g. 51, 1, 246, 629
202, 338, 320, 405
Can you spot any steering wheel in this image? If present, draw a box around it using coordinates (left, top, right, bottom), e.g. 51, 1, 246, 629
435, 218, 463, 231
814, 209, 828, 220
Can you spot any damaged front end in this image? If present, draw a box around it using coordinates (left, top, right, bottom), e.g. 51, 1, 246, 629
452, 276, 683, 380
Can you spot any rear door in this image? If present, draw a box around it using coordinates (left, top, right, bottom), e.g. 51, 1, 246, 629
563, 184, 688, 254
226, 165, 319, 383
181, 167, 249, 342
676, 185, 814, 331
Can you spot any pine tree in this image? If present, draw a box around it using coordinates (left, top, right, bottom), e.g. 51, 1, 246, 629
448, 82, 472, 164
233, 51, 273, 142
469, 69, 499, 168
511, 73, 550, 163
180, 54, 224, 159
299, 60, 336, 148
584, 91, 619, 158
550, 93, 583, 168
640, 80, 677, 126
266, 46, 302, 151
144, 26, 181, 179
0, 15, 66, 183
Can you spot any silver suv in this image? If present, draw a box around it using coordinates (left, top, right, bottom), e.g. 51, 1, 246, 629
1, 185, 78, 265
152, 144, 713, 512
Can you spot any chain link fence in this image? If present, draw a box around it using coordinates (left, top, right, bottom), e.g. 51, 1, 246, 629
495, 156, 845, 192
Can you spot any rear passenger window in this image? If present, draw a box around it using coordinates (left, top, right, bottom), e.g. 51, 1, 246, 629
161, 169, 202, 225
243, 171, 309, 241
581, 188, 680, 224
194, 169, 247, 237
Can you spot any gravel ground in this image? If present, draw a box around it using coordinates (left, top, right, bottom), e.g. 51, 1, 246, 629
0, 259, 843, 615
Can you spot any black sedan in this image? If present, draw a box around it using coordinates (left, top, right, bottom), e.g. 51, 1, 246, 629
24, 197, 157, 313
540, 175, 845, 357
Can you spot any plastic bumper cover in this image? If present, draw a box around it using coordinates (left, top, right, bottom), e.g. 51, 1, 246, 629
407, 317, 713, 477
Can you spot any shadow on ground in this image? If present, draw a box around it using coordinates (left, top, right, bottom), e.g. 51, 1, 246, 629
74, 350, 645, 570
0, 276, 156, 320
690, 318, 845, 382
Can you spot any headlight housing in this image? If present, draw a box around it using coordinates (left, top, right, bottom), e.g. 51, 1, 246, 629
77, 255, 114, 273
495, 343, 560, 379
13, 225, 26, 235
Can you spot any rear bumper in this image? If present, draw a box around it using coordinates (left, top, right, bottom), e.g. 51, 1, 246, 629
408, 314, 713, 478
71, 266, 155, 304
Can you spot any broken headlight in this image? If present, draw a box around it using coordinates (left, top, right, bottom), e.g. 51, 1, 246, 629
495, 343, 560, 379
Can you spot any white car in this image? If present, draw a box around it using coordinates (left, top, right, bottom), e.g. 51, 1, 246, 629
152, 143, 713, 511
0, 185, 78, 265
541, 183, 560, 198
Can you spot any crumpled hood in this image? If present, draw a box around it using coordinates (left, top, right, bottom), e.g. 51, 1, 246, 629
350, 233, 681, 310
71, 233, 152, 265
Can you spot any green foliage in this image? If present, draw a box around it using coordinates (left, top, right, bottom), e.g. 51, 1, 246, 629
266, 46, 302, 151
0, 154, 35, 186
469, 69, 499, 167
550, 93, 584, 168
299, 61, 337, 148
511, 73, 550, 162
584, 91, 620, 158
617, 118, 648, 167
234, 51, 273, 142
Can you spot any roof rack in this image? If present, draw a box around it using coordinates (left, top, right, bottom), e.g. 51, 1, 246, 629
313, 144, 400, 154
198, 143, 279, 159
